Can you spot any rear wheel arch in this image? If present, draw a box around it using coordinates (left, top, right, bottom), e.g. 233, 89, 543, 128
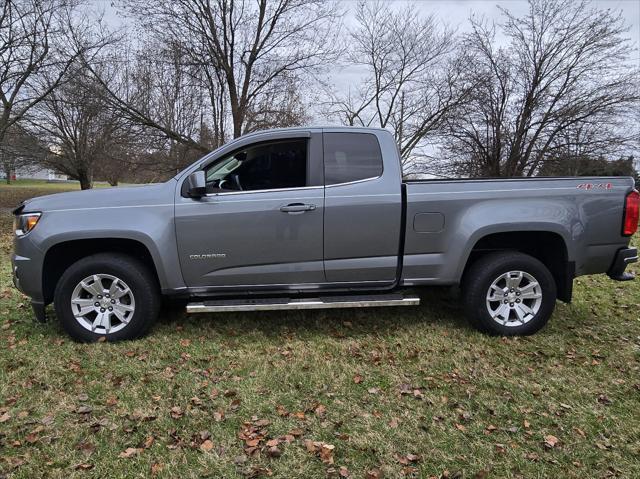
460, 230, 572, 302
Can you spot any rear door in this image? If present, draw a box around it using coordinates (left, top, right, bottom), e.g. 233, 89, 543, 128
175, 133, 326, 288
322, 131, 403, 283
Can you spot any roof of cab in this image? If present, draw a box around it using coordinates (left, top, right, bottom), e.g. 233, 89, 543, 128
238, 125, 389, 140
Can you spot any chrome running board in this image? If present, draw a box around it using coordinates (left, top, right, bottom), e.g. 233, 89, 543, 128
186, 293, 420, 313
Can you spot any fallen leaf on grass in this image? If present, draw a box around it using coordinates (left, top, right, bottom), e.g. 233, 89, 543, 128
267, 446, 281, 457
304, 440, 335, 464
170, 406, 183, 419
200, 440, 214, 452
75, 406, 92, 414
396, 453, 420, 465
74, 463, 94, 470
544, 435, 559, 449
0, 412, 10, 423
597, 394, 612, 405
150, 463, 164, 476
365, 468, 383, 479
119, 447, 143, 458
353, 374, 363, 384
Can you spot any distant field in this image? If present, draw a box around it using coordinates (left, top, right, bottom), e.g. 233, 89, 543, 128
0, 183, 639, 478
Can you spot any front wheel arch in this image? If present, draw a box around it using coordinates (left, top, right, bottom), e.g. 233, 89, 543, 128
42, 238, 160, 305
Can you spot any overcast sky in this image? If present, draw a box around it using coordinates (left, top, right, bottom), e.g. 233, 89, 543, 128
96, 0, 640, 54
96, 0, 640, 86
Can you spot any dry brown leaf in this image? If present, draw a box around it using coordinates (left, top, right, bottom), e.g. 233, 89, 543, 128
267, 446, 281, 457
319, 443, 335, 464
245, 438, 261, 447
365, 468, 383, 479
200, 440, 214, 452
353, 374, 363, 384
150, 462, 164, 476
119, 447, 143, 458
544, 435, 559, 449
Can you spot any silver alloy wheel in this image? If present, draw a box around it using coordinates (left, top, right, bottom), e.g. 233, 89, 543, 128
485, 270, 542, 327
70, 274, 135, 334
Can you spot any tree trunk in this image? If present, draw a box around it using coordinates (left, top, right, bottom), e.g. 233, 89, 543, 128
78, 171, 93, 190
3, 163, 11, 184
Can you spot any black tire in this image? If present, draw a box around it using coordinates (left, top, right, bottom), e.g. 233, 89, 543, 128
54, 253, 160, 342
462, 252, 557, 336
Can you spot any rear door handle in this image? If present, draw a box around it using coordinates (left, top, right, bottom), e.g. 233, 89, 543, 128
280, 203, 316, 213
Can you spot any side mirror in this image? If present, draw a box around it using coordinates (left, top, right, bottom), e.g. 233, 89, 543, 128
187, 171, 206, 198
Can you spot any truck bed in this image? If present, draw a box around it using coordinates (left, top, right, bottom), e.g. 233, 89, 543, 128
400, 176, 635, 286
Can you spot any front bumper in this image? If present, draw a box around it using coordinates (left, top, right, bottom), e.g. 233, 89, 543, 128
607, 247, 638, 281
12, 249, 47, 323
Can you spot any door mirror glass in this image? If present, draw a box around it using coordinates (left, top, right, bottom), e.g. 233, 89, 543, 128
187, 171, 206, 198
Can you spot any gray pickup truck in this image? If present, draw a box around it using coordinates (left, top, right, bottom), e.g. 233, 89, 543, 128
11, 127, 639, 341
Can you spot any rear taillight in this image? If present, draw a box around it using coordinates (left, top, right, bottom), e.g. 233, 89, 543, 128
623, 189, 639, 236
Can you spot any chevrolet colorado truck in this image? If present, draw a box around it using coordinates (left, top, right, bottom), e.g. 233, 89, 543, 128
11, 127, 639, 341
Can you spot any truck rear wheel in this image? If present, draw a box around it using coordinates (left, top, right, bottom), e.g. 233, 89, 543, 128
54, 253, 160, 342
462, 252, 557, 335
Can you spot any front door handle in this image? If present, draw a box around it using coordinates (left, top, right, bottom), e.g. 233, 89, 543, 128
280, 203, 316, 213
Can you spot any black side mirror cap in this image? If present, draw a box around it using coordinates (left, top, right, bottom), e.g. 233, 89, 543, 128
187, 171, 206, 198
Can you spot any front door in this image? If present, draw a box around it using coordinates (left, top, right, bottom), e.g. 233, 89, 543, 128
175, 135, 325, 288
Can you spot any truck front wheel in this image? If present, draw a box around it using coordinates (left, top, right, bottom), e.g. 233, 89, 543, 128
54, 253, 160, 342
462, 252, 557, 335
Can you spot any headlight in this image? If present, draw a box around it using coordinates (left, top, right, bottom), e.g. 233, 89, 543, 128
14, 213, 41, 237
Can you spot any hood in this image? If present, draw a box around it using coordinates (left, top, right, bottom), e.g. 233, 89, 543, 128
19, 181, 176, 213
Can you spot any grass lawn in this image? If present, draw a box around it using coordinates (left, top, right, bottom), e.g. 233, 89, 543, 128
1, 183, 639, 478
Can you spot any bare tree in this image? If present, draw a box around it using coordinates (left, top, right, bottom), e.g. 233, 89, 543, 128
444, 0, 639, 177
1, 124, 45, 183
86, 0, 340, 152
32, 64, 128, 189
0, 0, 108, 147
326, 1, 470, 174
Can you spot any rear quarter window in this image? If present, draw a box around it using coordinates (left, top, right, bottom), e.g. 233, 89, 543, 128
323, 133, 383, 185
